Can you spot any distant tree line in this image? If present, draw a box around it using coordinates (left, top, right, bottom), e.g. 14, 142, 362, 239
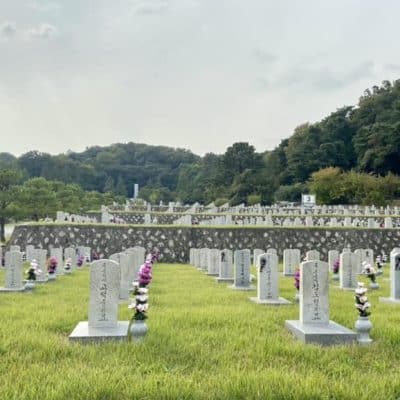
1, 79, 400, 218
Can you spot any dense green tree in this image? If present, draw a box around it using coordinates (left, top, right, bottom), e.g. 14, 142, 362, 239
0, 169, 22, 242
19, 177, 58, 221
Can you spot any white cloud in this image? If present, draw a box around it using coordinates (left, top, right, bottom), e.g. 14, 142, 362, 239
28, 23, 58, 39
0, 21, 17, 38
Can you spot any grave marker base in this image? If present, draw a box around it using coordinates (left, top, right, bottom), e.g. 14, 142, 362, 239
379, 297, 400, 305
228, 284, 255, 291
215, 277, 234, 284
249, 297, 291, 305
69, 321, 129, 343
285, 320, 357, 346
0, 287, 26, 293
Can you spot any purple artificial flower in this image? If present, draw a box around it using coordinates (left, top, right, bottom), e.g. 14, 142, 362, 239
294, 268, 300, 291
333, 258, 340, 274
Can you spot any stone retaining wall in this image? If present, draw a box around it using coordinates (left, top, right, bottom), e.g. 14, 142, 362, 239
8, 224, 400, 263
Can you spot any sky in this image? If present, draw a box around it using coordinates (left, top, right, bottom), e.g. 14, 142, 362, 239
1, 0, 400, 157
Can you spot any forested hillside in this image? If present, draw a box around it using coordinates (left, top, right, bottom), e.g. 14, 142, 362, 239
1, 79, 400, 206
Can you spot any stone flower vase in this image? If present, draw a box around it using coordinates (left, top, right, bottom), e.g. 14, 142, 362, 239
48, 273, 56, 281
294, 291, 300, 303
129, 320, 148, 342
355, 316, 373, 345
369, 282, 379, 290
25, 280, 35, 290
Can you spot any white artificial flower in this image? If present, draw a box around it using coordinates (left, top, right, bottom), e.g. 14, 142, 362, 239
136, 294, 148, 302
132, 281, 139, 288
136, 303, 149, 312
359, 295, 368, 303
138, 287, 148, 294
128, 302, 137, 309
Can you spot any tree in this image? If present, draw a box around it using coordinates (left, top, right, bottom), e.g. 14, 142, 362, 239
103, 176, 115, 193
0, 169, 21, 242
19, 178, 58, 221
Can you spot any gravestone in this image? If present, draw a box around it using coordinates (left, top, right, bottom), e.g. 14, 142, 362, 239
286, 260, 356, 345
199, 248, 209, 271
119, 253, 131, 302
64, 247, 77, 269
193, 249, 201, 268
328, 250, 339, 273
25, 245, 35, 262
306, 250, 320, 261
267, 248, 277, 255
253, 249, 264, 267
33, 249, 48, 283
283, 249, 300, 276
9, 245, 20, 252
216, 249, 234, 283
250, 253, 290, 305
50, 248, 64, 276
207, 249, 220, 276
229, 249, 254, 291
0, 251, 25, 292
340, 252, 358, 290
380, 252, 400, 304
110, 253, 120, 264
127, 247, 145, 282
69, 259, 128, 342
189, 248, 194, 265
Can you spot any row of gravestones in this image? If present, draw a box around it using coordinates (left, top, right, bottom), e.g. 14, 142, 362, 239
189, 247, 375, 279
0, 245, 91, 290
69, 246, 146, 342
189, 247, 400, 345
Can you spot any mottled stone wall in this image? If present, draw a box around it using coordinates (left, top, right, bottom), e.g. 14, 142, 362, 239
8, 224, 400, 263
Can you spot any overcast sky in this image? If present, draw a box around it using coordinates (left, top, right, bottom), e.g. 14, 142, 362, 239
1, 0, 400, 157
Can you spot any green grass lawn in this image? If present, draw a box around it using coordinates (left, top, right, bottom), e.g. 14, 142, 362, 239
1, 264, 400, 399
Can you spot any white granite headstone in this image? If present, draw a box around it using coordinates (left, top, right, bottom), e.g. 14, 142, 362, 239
230, 249, 253, 290
340, 252, 358, 290
285, 260, 356, 345
283, 249, 300, 276
1, 251, 25, 291
216, 249, 233, 283
207, 249, 220, 276
250, 253, 290, 304
51, 248, 64, 276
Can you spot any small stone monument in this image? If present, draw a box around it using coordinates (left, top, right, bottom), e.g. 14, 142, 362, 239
380, 252, 400, 304
69, 259, 129, 342
229, 249, 254, 291
50, 248, 64, 276
340, 252, 358, 290
253, 249, 264, 267
64, 247, 77, 270
283, 249, 300, 276
249, 253, 290, 305
285, 260, 356, 345
33, 249, 48, 283
216, 249, 234, 283
207, 249, 220, 276
0, 251, 25, 292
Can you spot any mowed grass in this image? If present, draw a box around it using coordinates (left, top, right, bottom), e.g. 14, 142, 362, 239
1, 264, 400, 399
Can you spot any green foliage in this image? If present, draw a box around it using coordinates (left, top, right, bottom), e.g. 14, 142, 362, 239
246, 194, 261, 205
274, 183, 306, 203
1, 264, 400, 399
308, 168, 400, 205
0, 169, 22, 241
